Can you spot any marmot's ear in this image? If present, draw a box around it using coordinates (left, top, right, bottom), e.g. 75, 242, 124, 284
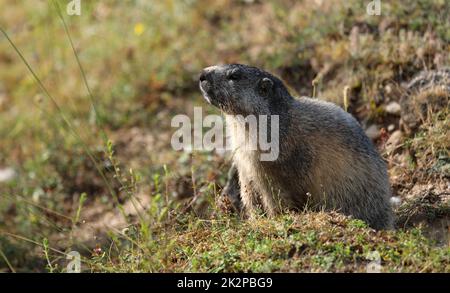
258, 77, 274, 97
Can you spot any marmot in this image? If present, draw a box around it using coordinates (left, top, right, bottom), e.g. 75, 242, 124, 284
199, 64, 394, 230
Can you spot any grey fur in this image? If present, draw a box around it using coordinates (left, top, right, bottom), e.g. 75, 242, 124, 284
200, 64, 394, 230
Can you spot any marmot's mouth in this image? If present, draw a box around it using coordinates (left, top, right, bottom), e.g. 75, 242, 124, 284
199, 80, 224, 110
199, 81, 212, 104
199, 80, 231, 112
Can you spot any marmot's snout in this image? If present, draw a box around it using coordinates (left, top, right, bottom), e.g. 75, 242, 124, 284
199, 66, 221, 83
199, 66, 216, 82
199, 66, 219, 106
199, 66, 225, 108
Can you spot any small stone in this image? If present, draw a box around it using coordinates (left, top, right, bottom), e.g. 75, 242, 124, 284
390, 196, 402, 207
387, 124, 395, 132
365, 124, 380, 140
385, 101, 401, 115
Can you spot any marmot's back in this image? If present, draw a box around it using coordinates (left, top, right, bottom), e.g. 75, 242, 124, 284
284, 97, 393, 229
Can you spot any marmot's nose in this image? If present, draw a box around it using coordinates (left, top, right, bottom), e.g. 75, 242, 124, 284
199, 66, 218, 82
199, 70, 209, 82
200, 69, 213, 82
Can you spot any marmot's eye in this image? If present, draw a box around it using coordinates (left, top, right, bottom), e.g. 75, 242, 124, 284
227, 69, 241, 81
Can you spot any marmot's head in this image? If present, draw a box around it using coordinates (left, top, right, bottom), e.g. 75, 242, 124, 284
199, 64, 291, 115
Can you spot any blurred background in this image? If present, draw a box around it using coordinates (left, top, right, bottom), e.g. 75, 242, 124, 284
0, 0, 448, 272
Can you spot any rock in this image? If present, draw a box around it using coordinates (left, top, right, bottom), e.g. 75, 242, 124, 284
365, 124, 380, 140
390, 196, 402, 207
385, 101, 401, 115
387, 124, 395, 132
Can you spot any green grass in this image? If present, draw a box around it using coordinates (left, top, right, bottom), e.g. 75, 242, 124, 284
0, 0, 449, 272
55, 211, 450, 273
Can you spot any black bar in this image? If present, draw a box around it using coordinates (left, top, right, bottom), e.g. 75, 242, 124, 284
2, 273, 448, 291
